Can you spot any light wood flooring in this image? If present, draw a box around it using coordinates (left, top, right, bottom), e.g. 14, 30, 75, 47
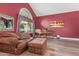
47, 38, 79, 56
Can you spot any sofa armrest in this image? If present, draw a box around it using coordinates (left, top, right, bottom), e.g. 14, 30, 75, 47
26, 37, 33, 43
17, 38, 32, 50
17, 41, 26, 50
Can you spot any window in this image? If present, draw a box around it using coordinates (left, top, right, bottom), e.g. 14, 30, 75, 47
17, 8, 35, 33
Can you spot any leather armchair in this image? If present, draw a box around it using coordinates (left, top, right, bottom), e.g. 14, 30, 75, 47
0, 32, 32, 55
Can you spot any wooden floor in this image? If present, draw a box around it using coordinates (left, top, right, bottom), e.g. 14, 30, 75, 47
47, 38, 79, 56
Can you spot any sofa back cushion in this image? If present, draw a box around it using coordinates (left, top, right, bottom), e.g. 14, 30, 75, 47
0, 32, 20, 39
0, 37, 19, 46
18, 32, 31, 39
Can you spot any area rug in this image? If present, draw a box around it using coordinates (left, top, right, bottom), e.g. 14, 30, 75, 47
0, 48, 57, 56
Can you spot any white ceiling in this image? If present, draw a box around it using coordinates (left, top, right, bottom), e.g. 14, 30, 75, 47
29, 3, 79, 16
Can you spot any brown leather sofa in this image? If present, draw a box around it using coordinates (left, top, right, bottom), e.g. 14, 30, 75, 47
0, 31, 32, 55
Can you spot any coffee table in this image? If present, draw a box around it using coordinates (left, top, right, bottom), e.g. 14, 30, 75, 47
28, 38, 47, 55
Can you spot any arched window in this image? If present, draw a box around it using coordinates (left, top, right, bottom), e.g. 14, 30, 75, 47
17, 8, 35, 38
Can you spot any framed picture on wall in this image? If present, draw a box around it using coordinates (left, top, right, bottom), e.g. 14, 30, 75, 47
0, 14, 14, 31
49, 20, 64, 28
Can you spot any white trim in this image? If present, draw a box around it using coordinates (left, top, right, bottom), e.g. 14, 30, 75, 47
60, 37, 79, 41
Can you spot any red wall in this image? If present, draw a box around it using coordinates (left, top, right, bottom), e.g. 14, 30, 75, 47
0, 3, 36, 32
35, 11, 79, 38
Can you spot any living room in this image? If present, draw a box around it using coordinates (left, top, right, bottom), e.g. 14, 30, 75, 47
0, 3, 79, 56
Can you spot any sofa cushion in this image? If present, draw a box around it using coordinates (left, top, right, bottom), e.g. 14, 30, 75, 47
18, 32, 31, 39
0, 37, 19, 45
0, 32, 20, 39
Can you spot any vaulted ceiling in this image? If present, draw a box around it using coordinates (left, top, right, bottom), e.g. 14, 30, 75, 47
29, 3, 79, 16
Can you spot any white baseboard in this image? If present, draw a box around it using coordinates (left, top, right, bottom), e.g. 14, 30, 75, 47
60, 37, 79, 41
47, 36, 79, 41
